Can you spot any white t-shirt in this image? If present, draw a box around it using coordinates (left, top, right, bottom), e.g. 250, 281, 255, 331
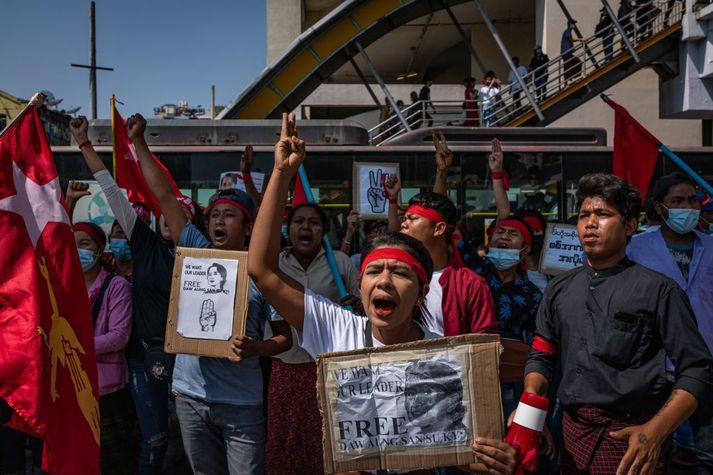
479, 85, 499, 110
297, 289, 437, 359
420, 269, 445, 337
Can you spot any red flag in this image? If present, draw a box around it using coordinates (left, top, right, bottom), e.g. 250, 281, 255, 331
604, 97, 661, 199
293, 173, 307, 206
0, 102, 100, 474
112, 99, 181, 217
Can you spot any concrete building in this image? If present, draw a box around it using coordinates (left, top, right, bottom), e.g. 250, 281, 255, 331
259, 0, 710, 146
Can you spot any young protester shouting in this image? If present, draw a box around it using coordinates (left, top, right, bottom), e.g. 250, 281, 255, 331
384, 175, 497, 339
627, 173, 713, 471
248, 112, 517, 475
524, 173, 713, 474
265, 202, 359, 475
74, 221, 135, 474
125, 114, 291, 475
69, 116, 204, 474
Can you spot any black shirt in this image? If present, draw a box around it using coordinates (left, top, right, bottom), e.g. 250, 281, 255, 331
525, 257, 713, 416
127, 219, 175, 359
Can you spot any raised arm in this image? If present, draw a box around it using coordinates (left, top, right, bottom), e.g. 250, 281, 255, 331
69, 116, 138, 237
65, 181, 91, 223
126, 114, 186, 242
432, 131, 453, 196
68, 116, 107, 175
247, 113, 307, 330
340, 210, 359, 255
384, 174, 401, 232
489, 138, 511, 220
241, 145, 263, 207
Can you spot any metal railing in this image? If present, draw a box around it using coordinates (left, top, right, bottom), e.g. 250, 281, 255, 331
368, 0, 684, 144
487, 0, 684, 127
368, 99, 491, 144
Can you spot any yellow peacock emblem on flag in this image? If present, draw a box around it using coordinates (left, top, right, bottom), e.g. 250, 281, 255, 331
36, 257, 100, 444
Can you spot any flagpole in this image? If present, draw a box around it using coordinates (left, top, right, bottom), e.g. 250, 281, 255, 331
110, 95, 116, 177
297, 165, 350, 300
0, 93, 46, 138
659, 144, 713, 196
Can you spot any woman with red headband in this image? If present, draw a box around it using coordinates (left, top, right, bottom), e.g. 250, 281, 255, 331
74, 221, 135, 472
70, 116, 203, 473
248, 112, 517, 475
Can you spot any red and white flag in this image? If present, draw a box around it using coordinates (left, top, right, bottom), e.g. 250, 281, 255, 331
0, 97, 100, 474
112, 97, 182, 217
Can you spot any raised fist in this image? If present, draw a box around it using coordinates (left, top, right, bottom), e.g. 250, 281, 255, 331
384, 174, 400, 200
66, 181, 91, 203
69, 116, 90, 143
126, 114, 147, 142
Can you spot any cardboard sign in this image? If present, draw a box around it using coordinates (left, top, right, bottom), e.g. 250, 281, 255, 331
165, 247, 250, 358
219, 171, 266, 193
539, 223, 585, 275
352, 162, 400, 219
317, 334, 503, 474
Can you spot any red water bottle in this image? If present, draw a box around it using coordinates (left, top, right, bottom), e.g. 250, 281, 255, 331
505, 392, 550, 473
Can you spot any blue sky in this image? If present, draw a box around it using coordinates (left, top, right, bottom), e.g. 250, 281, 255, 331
2, 0, 267, 118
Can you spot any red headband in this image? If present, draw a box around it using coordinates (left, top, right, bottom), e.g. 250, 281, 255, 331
406, 204, 446, 224
211, 199, 254, 222
360, 247, 428, 284
74, 223, 106, 248
493, 219, 532, 246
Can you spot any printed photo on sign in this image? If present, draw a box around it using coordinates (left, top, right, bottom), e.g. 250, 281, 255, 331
176, 256, 238, 340
539, 223, 585, 275
219, 171, 266, 193
353, 162, 400, 219
327, 351, 472, 459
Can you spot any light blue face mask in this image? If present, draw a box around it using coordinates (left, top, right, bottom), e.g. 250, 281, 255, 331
110, 239, 132, 262
77, 247, 98, 272
486, 247, 523, 271
664, 207, 700, 235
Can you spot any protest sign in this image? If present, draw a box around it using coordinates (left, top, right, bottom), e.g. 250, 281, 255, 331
219, 171, 266, 193
352, 162, 400, 219
539, 223, 585, 275
317, 334, 503, 474
164, 247, 249, 357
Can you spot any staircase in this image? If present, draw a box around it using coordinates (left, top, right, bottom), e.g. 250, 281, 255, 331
491, 0, 684, 127
369, 0, 685, 144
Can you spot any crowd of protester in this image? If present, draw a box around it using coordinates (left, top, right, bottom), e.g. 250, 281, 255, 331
1, 107, 713, 475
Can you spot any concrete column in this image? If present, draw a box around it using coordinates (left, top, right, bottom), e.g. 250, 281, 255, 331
267, 0, 303, 64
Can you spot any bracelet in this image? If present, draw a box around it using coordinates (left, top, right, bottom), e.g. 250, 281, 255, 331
491, 170, 511, 190
343, 239, 351, 245
78, 140, 92, 150
242, 174, 253, 183
388, 197, 398, 204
